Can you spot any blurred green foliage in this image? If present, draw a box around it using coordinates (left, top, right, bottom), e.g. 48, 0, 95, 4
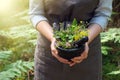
101, 28, 120, 80
0, 0, 120, 80
0, 1, 35, 79
0, 10, 36, 79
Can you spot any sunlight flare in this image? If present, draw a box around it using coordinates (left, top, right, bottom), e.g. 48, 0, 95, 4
0, 0, 12, 13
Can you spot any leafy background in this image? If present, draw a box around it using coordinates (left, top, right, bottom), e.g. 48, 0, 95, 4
0, 0, 120, 80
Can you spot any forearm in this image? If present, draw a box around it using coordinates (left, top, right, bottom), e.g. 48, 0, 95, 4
87, 24, 102, 44
36, 21, 55, 42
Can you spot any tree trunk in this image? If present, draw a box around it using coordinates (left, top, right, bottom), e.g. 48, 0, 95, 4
109, 0, 120, 27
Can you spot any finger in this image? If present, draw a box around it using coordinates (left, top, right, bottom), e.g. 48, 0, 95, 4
81, 52, 88, 59
74, 50, 88, 60
69, 62, 76, 67
51, 42, 58, 55
69, 59, 83, 67
75, 59, 83, 63
81, 43, 89, 59
51, 48, 58, 54
57, 57, 71, 64
56, 55, 70, 64
51, 51, 71, 64
71, 56, 83, 61
71, 58, 83, 63
50, 39, 71, 65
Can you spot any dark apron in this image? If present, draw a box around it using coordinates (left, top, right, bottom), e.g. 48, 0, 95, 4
34, 0, 102, 80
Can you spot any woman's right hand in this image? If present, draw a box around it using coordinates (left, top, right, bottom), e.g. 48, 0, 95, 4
50, 38, 71, 65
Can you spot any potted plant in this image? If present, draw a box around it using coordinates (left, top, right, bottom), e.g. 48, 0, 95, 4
53, 19, 89, 61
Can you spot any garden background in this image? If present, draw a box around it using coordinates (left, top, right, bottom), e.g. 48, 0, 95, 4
0, 0, 120, 80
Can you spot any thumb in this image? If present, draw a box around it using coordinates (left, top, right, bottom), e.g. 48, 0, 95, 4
51, 39, 58, 54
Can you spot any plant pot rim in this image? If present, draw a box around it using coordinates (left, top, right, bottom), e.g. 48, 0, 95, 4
56, 45, 84, 51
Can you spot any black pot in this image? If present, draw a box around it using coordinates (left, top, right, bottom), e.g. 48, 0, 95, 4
57, 44, 85, 61
56, 37, 88, 61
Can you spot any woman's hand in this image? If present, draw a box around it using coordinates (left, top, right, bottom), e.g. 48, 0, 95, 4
70, 43, 89, 66
50, 38, 71, 65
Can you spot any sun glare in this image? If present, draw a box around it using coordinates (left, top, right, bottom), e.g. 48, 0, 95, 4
0, 0, 12, 13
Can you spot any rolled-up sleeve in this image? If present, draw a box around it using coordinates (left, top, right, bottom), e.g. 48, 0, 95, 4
29, 0, 48, 28
89, 0, 113, 30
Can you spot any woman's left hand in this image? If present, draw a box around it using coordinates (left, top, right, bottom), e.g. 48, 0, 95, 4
70, 43, 89, 67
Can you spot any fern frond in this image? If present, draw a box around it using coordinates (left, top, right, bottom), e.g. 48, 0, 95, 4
108, 70, 120, 75
101, 28, 120, 43
101, 46, 112, 55
0, 60, 34, 80
0, 24, 36, 42
0, 51, 13, 61
9, 24, 37, 39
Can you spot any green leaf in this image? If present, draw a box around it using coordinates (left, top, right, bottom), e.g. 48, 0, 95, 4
0, 60, 34, 79
108, 70, 120, 75
0, 51, 13, 61
72, 18, 77, 26
101, 46, 112, 55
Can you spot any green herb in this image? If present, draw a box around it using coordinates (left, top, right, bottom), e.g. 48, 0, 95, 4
54, 19, 88, 48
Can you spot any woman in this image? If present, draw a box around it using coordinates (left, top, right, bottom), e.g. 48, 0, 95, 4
29, 0, 112, 80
